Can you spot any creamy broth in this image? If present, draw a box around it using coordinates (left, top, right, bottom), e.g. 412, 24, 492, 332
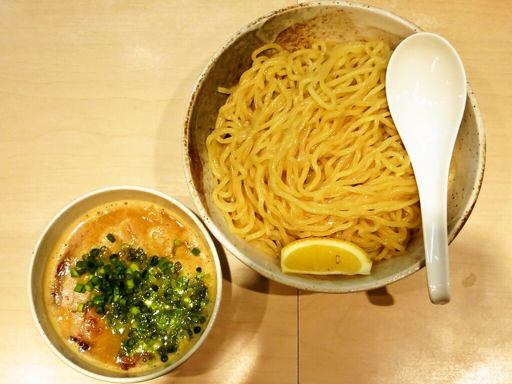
43, 200, 216, 373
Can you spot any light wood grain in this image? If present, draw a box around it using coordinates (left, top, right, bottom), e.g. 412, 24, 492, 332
0, 1, 296, 383
0, 1, 510, 383
299, 1, 512, 384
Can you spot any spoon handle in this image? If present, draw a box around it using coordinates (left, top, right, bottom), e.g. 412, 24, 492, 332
423, 210, 450, 304
419, 174, 451, 304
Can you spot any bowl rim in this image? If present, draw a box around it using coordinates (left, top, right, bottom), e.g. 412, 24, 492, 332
183, 1, 486, 293
28, 185, 223, 382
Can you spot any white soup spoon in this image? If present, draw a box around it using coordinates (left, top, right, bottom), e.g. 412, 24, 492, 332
386, 32, 467, 304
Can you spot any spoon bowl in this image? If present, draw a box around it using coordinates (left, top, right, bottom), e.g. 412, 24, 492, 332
386, 32, 467, 304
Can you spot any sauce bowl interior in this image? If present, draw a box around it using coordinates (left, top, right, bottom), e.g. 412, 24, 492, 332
29, 186, 222, 382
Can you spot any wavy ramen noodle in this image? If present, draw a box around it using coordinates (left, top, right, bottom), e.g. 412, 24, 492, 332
206, 40, 420, 261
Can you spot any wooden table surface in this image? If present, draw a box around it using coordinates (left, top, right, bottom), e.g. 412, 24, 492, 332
1, 1, 510, 383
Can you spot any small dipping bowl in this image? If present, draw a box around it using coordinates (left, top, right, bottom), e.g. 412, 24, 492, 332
28, 186, 223, 382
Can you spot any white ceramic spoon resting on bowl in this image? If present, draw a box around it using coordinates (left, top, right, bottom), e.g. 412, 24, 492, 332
386, 32, 467, 304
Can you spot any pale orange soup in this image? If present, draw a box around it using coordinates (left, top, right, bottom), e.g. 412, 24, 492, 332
43, 200, 216, 372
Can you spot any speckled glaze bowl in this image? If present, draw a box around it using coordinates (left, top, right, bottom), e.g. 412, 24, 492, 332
184, 1, 485, 293
29, 186, 223, 382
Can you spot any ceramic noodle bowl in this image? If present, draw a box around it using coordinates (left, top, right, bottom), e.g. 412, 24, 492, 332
184, 2, 485, 293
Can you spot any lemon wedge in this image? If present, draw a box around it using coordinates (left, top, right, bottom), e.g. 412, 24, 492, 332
280, 238, 372, 275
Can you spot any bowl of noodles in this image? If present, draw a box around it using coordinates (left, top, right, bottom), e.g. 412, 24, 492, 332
183, 1, 485, 292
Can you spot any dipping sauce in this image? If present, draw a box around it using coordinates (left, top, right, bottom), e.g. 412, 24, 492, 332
43, 200, 216, 372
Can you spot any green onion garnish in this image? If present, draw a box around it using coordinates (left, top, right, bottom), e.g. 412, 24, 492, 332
129, 263, 140, 272
130, 306, 140, 315
68, 244, 209, 366
106, 233, 116, 243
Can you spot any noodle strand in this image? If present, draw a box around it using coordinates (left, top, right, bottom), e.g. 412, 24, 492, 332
206, 40, 421, 261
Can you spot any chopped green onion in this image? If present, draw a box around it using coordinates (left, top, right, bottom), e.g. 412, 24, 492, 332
158, 258, 169, 269
129, 263, 140, 272
130, 306, 140, 315
68, 244, 210, 365
106, 233, 116, 243
173, 239, 182, 247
